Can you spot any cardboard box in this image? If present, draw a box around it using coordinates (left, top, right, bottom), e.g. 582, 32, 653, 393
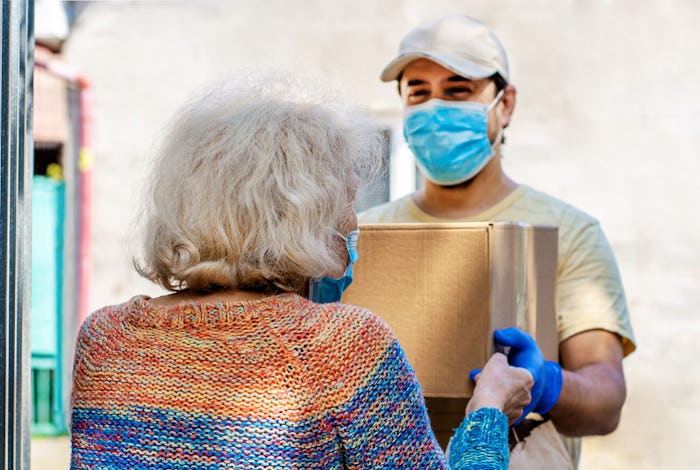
341, 222, 559, 448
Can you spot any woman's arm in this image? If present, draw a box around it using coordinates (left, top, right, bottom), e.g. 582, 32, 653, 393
449, 353, 533, 469
331, 312, 531, 469
331, 338, 449, 468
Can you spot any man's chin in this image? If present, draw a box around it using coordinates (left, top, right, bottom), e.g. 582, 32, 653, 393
439, 177, 475, 190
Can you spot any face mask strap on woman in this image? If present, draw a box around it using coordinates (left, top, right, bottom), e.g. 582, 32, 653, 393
308, 228, 360, 303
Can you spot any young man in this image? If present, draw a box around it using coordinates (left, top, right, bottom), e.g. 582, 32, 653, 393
360, 15, 635, 468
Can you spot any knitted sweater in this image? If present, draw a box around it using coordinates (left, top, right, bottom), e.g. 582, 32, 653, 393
71, 294, 508, 469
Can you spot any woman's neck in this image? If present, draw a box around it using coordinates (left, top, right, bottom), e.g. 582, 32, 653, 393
149, 288, 273, 307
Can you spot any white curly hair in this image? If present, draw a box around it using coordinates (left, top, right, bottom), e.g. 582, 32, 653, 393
133, 72, 384, 293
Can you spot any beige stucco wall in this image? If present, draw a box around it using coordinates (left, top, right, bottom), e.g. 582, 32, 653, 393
59, 1, 700, 468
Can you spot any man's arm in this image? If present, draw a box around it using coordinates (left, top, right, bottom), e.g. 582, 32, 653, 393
548, 329, 626, 436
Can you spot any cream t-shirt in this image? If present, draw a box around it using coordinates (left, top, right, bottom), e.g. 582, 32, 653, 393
359, 185, 636, 468
359, 185, 635, 353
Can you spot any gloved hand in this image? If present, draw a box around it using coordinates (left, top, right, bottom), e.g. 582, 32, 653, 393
471, 327, 562, 424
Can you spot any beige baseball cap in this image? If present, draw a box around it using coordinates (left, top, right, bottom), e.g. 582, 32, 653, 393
381, 15, 510, 83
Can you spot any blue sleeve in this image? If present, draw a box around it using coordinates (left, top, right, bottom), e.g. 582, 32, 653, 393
332, 340, 449, 468
328, 310, 509, 469
449, 407, 509, 470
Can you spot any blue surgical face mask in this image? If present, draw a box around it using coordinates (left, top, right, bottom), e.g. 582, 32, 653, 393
308, 229, 359, 304
403, 90, 504, 186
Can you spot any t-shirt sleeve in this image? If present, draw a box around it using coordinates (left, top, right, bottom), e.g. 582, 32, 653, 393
557, 218, 636, 355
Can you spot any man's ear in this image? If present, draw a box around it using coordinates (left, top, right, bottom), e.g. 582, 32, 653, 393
499, 84, 517, 128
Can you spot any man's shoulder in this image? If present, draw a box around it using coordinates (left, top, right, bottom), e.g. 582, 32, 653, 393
508, 185, 599, 228
358, 195, 417, 224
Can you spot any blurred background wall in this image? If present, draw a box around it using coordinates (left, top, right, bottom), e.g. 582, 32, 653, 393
34, 1, 700, 468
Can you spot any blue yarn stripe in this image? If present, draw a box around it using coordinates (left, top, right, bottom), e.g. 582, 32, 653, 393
72, 408, 343, 469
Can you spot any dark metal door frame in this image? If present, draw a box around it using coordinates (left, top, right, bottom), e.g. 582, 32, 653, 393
1, 0, 34, 468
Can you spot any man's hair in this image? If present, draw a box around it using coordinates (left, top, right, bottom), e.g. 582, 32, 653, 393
491, 73, 508, 93
133, 73, 384, 294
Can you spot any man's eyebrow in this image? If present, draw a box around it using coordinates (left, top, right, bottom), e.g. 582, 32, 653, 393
446, 76, 473, 84
406, 79, 428, 87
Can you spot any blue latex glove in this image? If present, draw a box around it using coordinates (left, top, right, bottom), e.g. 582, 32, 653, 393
470, 327, 562, 424
495, 327, 562, 420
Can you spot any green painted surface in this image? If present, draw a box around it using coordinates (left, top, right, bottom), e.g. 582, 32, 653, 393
30, 175, 66, 435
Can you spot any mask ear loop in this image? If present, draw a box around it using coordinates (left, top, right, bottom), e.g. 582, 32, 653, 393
487, 89, 506, 112
345, 229, 360, 264
328, 228, 359, 268
487, 89, 507, 147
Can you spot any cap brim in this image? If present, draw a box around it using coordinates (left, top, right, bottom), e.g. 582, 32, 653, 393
380, 52, 498, 82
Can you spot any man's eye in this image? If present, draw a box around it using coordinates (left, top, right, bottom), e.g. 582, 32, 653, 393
409, 89, 429, 97
446, 88, 472, 95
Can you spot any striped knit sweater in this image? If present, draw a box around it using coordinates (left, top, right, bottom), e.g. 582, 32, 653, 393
71, 294, 508, 469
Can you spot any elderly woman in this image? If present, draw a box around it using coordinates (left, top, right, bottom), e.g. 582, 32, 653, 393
70, 75, 532, 469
